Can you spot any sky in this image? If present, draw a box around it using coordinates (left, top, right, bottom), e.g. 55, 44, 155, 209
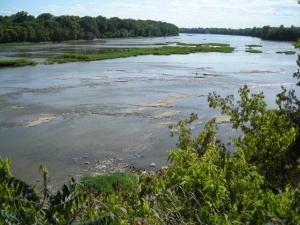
0, 0, 300, 28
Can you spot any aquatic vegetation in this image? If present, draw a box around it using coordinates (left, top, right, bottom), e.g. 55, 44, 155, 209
246, 48, 263, 53
276, 51, 296, 55
47, 44, 235, 64
246, 44, 262, 47
0, 59, 37, 67
205, 42, 231, 46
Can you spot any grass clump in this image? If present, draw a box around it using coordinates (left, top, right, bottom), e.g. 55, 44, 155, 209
246, 44, 262, 47
0, 59, 37, 67
80, 172, 138, 193
47, 44, 235, 64
246, 48, 263, 53
276, 51, 296, 55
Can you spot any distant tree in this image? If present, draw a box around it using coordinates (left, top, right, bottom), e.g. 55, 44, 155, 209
0, 11, 179, 43
37, 13, 53, 21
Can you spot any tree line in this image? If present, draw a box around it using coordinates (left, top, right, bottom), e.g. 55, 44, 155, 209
0, 11, 179, 43
180, 26, 300, 41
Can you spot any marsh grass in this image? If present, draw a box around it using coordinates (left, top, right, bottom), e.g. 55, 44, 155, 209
80, 172, 138, 193
0, 59, 37, 67
47, 44, 235, 64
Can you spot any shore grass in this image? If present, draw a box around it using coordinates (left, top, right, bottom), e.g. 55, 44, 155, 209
47, 44, 235, 64
276, 51, 296, 55
246, 44, 262, 47
0, 59, 37, 67
246, 48, 263, 53
80, 172, 138, 193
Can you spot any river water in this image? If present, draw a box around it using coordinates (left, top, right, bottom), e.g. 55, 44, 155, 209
0, 34, 299, 186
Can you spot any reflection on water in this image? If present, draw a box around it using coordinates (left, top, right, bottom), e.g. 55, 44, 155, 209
0, 34, 299, 186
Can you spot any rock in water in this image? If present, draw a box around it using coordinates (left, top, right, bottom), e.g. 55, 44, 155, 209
150, 163, 156, 168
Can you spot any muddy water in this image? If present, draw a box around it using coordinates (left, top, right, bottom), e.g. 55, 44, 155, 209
0, 34, 299, 186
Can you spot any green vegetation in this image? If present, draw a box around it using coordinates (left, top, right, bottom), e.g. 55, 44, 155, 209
276, 51, 296, 55
46, 44, 235, 64
0, 11, 179, 43
80, 172, 138, 193
181, 26, 300, 41
0, 43, 234, 67
246, 44, 262, 47
205, 42, 230, 46
1, 54, 300, 224
0, 59, 37, 67
246, 48, 263, 53
295, 39, 300, 48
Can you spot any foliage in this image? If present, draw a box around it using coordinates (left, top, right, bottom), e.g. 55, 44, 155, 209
181, 26, 300, 41
209, 86, 299, 187
0, 59, 37, 67
81, 172, 138, 193
0, 11, 179, 43
294, 39, 300, 48
0, 159, 88, 225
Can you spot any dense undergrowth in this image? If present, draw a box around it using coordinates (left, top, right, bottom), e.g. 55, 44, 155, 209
1, 53, 300, 224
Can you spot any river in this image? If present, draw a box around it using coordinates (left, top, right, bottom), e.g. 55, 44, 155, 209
0, 34, 299, 186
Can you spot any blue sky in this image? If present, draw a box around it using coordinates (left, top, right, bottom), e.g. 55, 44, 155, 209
1, 0, 300, 28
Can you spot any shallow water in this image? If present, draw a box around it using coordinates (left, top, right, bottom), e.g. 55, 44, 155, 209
0, 34, 299, 186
